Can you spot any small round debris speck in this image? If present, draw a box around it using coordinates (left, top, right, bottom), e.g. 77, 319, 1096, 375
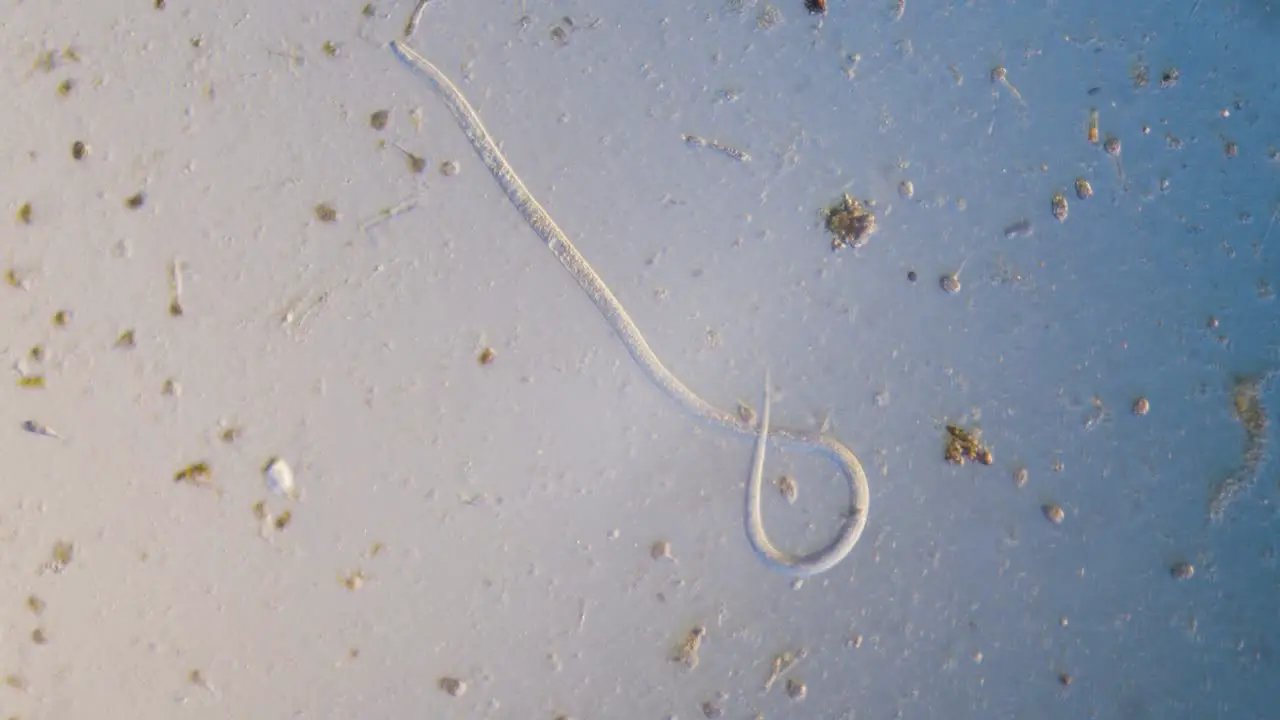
898, 180, 914, 199
71, 141, 87, 160
907, 270, 917, 282
1012, 467, 1028, 487
370, 109, 389, 131
440, 159, 461, 176
785, 677, 807, 701
1132, 397, 1150, 416
1170, 561, 1194, 580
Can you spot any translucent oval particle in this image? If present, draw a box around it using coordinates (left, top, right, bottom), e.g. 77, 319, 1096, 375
264, 457, 298, 499
1042, 503, 1065, 525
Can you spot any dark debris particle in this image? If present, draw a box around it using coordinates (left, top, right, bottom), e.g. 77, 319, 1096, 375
314, 203, 339, 223
825, 193, 876, 250
437, 676, 466, 697
804, 0, 826, 14
944, 424, 993, 466
125, 192, 145, 209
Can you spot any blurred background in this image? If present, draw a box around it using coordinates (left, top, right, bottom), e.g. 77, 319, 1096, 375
1, 0, 1277, 717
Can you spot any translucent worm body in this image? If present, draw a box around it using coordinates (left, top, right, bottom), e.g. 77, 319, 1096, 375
389, 39, 869, 577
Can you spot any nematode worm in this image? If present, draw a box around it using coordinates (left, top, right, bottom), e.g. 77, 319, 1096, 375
389, 39, 869, 577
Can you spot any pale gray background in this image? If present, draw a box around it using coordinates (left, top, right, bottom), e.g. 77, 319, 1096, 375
2, 0, 1278, 718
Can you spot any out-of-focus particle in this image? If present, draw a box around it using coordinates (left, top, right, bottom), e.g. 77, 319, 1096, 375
21, 420, 62, 439
340, 569, 366, 590
1042, 503, 1065, 525
438, 676, 467, 697
263, 457, 299, 499
650, 540, 673, 561
775, 474, 799, 503
174, 462, 213, 487
1051, 192, 1068, 222
314, 203, 339, 222
46, 540, 74, 573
